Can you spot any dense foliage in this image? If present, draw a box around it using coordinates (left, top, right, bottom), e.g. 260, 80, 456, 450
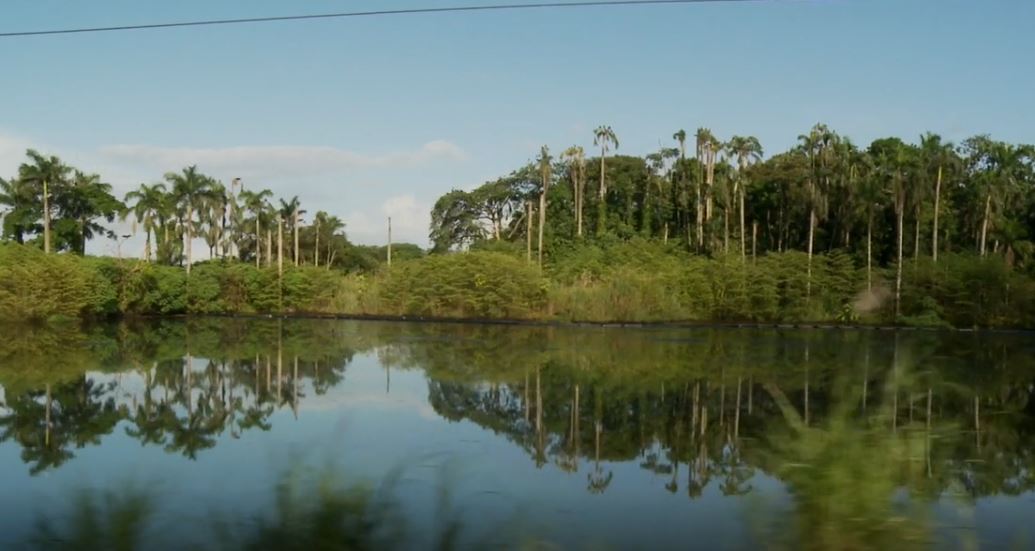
2, 241, 1033, 327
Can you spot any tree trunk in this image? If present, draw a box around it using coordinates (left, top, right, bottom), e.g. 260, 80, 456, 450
914, 203, 921, 262
525, 201, 533, 263
752, 221, 758, 261
806, 207, 815, 302
723, 207, 729, 254
186, 205, 193, 275
145, 229, 152, 262
979, 194, 991, 256
896, 205, 904, 318
293, 209, 299, 267
43, 180, 51, 254
315, 221, 321, 268
266, 228, 272, 268
932, 165, 942, 263
739, 187, 746, 261
537, 188, 547, 267
696, 181, 704, 250
277, 216, 284, 311
575, 171, 583, 239
867, 216, 873, 291
255, 218, 261, 268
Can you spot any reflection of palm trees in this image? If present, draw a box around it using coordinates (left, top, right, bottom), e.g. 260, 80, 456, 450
587, 420, 613, 494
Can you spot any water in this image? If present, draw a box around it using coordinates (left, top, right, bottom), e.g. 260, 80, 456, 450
1, 319, 1033, 550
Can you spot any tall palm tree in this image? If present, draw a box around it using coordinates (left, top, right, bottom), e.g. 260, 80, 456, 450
920, 133, 957, 263
561, 146, 586, 238
17, 150, 70, 253
165, 165, 214, 274
536, 145, 552, 267
593, 125, 619, 237
278, 196, 305, 267
798, 124, 835, 302
673, 129, 690, 245
200, 180, 228, 260
695, 128, 718, 250
124, 183, 168, 262
854, 154, 882, 291
239, 188, 273, 268
725, 136, 763, 260
870, 137, 917, 318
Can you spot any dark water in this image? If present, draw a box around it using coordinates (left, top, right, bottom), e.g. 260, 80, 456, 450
1, 319, 1033, 550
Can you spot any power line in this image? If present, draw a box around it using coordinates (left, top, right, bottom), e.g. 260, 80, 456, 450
0, 0, 762, 38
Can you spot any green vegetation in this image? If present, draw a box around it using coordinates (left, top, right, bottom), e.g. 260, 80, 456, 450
3, 125, 1035, 327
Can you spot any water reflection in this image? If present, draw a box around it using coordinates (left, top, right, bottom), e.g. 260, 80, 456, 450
1, 320, 1033, 549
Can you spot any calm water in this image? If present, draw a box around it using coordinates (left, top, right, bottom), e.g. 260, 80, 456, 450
1, 319, 1033, 550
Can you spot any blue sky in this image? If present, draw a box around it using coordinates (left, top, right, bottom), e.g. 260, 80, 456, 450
1, 0, 1032, 252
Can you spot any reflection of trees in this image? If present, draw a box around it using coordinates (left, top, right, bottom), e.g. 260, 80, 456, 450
0, 319, 365, 473
1, 319, 1034, 517
416, 325, 1035, 511
0, 376, 119, 475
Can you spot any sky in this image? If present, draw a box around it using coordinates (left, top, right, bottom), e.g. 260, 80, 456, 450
1, 0, 1033, 255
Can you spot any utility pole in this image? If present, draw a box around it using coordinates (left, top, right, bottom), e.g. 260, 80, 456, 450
387, 217, 393, 267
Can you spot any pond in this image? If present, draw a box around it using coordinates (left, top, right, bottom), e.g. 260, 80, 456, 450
1, 319, 1033, 550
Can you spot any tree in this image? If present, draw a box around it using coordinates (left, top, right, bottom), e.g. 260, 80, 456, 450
798, 124, 836, 302
870, 137, 917, 318
239, 188, 273, 268
429, 190, 481, 253
165, 166, 214, 275
695, 128, 719, 250
17, 150, 71, 254
124, 183, 168, 262
536, 145, 553, 267
278, 196, 305, 267
725, 136, 763, 260
594, 125, 619, 237
561, 146, 587, 238
920, 133, 957, 263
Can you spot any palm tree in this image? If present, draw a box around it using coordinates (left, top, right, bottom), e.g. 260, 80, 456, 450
695, 128, 718, 250
239, 188, 273, 268
561, 146, 587, 238
536, 145, 552, 267
17, 150, 70, 253
593, 125, 619, 236
278, 196, 305, 267
165, 165, 214, 274
798, 124, 836, 302
855, 154, 882, 291
920, 133, 957, 263
673, 130, 691, 245
870, 137, 917, 318
725, 136, 763, 260
200, 180, 228, 260
125, 183, 168, 262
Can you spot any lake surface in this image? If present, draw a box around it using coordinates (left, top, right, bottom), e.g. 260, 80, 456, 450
1, 319, 1033, 550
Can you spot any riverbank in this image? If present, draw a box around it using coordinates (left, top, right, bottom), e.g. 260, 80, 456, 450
3, 241, 1034, 329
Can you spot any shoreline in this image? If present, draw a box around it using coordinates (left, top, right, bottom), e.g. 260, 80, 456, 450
115, 312, 1035, 334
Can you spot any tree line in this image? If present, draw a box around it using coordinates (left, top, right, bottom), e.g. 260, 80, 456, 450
430, 124, 1035, 317
0, 151, 417, 272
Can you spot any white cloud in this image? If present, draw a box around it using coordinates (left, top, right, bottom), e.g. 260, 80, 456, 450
0, 132, 35, 177
346, 194, 431, 246
97, 140, 467, 181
